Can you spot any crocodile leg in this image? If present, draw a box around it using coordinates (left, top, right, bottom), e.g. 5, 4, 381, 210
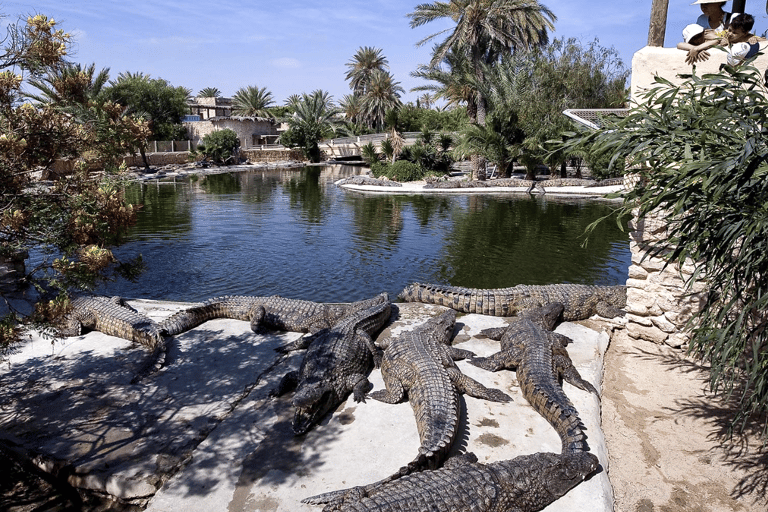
553, 352, 598, 395
348, 374, 374, 403
469, 345, 523, 372
446, 367, 512, 402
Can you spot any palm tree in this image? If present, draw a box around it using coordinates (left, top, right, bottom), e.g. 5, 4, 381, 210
279, 90, 342, 162
360, 69, 403, 132
345, 46, 389, 96
232, 85, 275, 117
411, 49, 479, 122
408, 0, 555, 178
25, 62, 110, 107
197, 87, 221, 98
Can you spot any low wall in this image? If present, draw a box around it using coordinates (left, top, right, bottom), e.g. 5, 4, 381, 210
624, 211, 707, 348
241, 148, 305, 162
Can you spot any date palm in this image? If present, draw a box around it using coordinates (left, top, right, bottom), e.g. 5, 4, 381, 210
360, 69, 403, 132
197, 87, 221, 98
408, 0, 555, 178
25, 62, 110, 107
345, 46, 389, 96
232, 85, 275, 117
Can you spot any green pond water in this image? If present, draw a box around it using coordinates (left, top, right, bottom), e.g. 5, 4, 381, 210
98, 164, 630, 303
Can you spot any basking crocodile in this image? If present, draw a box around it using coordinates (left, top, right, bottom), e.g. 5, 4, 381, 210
159, 292, 389, 337
272, 296, 392, 435
470, 303, 597, 453
303, 450, 599, 512
58, 295, 165, 349
310, 309, 511, 507
398, 282, 626, 320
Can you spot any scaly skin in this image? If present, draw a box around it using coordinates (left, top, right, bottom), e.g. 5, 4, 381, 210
303, 451, 599, 512
398, 282, 626, 321
471, 303, 597, 453
310, 310, 511, 507
159, 292, 389, 336
272, 296, 392, 435
58, 296, 165, 349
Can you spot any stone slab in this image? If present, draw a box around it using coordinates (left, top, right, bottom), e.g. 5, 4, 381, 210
1, 300, 613, 511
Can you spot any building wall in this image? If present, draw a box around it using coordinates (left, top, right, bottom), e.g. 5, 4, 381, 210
184, 118, 279, 150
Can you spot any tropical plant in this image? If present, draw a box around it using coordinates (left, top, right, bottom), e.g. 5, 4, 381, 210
103, 72, 190, 141
197, 87, 221, 97
279, 90, 342, 163
231, 85, 275, 117
0, 13, 149, 351
408, 0, 556, 179
339, 93, 365, 131
561, 63, 768, 439
345, 46, 389, 96
360, 69, 404, 131
370, 160, 425, 182
198, 128, 240, 164
360, 141, 380, 165
25, 62, 110, 108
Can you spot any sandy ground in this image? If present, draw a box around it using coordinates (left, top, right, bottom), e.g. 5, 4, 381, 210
598, 325, 768, 512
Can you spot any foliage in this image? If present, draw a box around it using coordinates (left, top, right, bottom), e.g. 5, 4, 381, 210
563, 63, 768, 438
408, 0, 556, 179
370, 160, 430, 182
197, 87, 221, 97
279, 90, 342, 163
345, 46, 389, 96
231, 85, 274, 117
1, 13, 149, 352
460, 37, 627, 179
396, 103, 468, 132
361, 141, 380, 165
102, 72, 190, 141
198, 129, 240, 164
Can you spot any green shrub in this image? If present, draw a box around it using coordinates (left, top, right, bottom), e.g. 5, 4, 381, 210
199, 129, 240, 164
371, 160, 427, 182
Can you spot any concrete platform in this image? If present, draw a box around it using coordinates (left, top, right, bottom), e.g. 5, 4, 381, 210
0, 300, 613, 511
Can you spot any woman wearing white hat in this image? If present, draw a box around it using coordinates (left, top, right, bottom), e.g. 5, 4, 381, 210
693, 0, 732, 31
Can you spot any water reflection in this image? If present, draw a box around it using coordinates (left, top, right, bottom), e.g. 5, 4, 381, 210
103, 165, 630, 303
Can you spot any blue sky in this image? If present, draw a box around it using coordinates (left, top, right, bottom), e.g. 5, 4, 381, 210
2, 1, 766, 104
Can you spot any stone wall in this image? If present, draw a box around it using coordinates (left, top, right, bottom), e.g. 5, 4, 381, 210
624, 211, 707, 348
241, 148, 305, 162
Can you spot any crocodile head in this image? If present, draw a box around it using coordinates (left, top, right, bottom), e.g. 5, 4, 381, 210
520, 302, 565, 330
417, 308, 457, 340
543, 451, 599, 498
291, 380, 339, 436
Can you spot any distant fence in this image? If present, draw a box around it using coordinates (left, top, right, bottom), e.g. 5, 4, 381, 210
149, 140, 194, 152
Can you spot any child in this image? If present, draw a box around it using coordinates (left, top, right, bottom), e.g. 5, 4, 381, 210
678, 14, 765, 66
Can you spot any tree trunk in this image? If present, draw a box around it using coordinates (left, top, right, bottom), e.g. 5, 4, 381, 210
648, 0, 668, 47
560, 160, 567, 178
139, 146, 151, 170
473, 95, 487, 181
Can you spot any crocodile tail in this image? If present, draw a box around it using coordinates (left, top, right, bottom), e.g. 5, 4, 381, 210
521, 378, 590, 453
159, 297, 249, 335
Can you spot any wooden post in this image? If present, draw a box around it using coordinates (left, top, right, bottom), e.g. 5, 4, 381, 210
648, 0, 669, 47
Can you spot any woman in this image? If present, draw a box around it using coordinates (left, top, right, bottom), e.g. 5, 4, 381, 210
692, 0, 731, 31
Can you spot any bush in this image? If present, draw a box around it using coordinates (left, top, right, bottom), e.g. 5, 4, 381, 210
199, 129, 240, 164
371, 160, 430, 182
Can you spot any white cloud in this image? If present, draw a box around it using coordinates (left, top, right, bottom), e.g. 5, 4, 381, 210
270, 57, 301, 69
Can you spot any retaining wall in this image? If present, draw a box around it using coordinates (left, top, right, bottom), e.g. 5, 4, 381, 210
624, 211, 707, 348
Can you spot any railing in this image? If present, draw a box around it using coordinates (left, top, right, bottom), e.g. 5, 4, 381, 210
147, 140, 193, 152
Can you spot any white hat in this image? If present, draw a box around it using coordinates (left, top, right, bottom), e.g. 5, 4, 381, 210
683, 24, 705, 43
691, 0, 727, 4
727, 42, 753, 65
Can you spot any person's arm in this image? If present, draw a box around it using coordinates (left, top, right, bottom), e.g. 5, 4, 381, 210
678, 38, 722, 64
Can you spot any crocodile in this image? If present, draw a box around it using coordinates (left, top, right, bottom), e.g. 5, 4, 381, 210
310, 309, 512, 507
303, 450, 599, 512
58, 295, 165, 349
398, 282, 626, 321
158, 292, 389, 337
272, 296, 392, 435
470, 303, 597, 453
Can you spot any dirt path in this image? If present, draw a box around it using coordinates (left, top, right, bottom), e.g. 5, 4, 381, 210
601, 328, 768, 512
